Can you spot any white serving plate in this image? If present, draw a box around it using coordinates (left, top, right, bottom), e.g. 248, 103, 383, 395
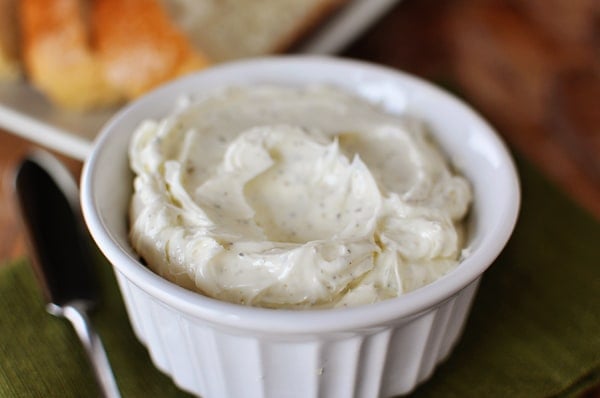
0, 0, 400, 161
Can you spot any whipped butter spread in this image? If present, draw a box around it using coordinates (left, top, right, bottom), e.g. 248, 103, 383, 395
128, 85, 472, 309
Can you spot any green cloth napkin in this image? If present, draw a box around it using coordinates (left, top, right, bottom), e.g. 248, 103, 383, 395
1, 158, 599, 398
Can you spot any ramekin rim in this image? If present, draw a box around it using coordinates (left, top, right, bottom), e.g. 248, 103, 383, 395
81, 55, 521, 334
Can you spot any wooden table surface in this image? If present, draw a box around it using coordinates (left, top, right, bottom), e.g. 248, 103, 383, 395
0, 0, 598, 396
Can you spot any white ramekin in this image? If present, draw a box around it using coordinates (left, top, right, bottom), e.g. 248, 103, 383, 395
81, 56, 520, 398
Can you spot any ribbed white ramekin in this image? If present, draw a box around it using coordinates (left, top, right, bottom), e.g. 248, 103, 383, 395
81, 56, 520, 398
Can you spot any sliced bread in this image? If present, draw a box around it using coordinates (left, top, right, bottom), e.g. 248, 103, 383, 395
0, 0, 21, 80
158, 0, 348, 61
16, 0, 348, 109
92, 0, 210, 99
19, 0, 122, 109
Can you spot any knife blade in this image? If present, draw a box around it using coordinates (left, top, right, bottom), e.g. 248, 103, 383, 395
14, 150, 121, 398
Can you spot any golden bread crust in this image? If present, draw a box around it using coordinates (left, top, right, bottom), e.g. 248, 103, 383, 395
0, 0, 20, 80
20, 0, 123, 109
14, 0, 347, 109
92, 0, 210, 99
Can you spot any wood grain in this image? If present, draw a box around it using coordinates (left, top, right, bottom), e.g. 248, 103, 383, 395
344, 0, 600, 220
0, 130, 82, 262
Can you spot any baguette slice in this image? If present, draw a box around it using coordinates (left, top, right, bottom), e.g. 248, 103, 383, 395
92, 0, 210, 100
19, 0, 122, 109
0, 0, 21, 80
159, 0, 348, 61
18, 0, 347, 109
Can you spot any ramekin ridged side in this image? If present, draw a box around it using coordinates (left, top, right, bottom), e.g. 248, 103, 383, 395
115, 270, 480, 398
81, 56, 520, 398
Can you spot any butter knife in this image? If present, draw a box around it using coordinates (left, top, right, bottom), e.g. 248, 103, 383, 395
14, 151, 121, 398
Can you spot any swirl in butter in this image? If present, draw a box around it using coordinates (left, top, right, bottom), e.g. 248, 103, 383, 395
129, 85, 472, 309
